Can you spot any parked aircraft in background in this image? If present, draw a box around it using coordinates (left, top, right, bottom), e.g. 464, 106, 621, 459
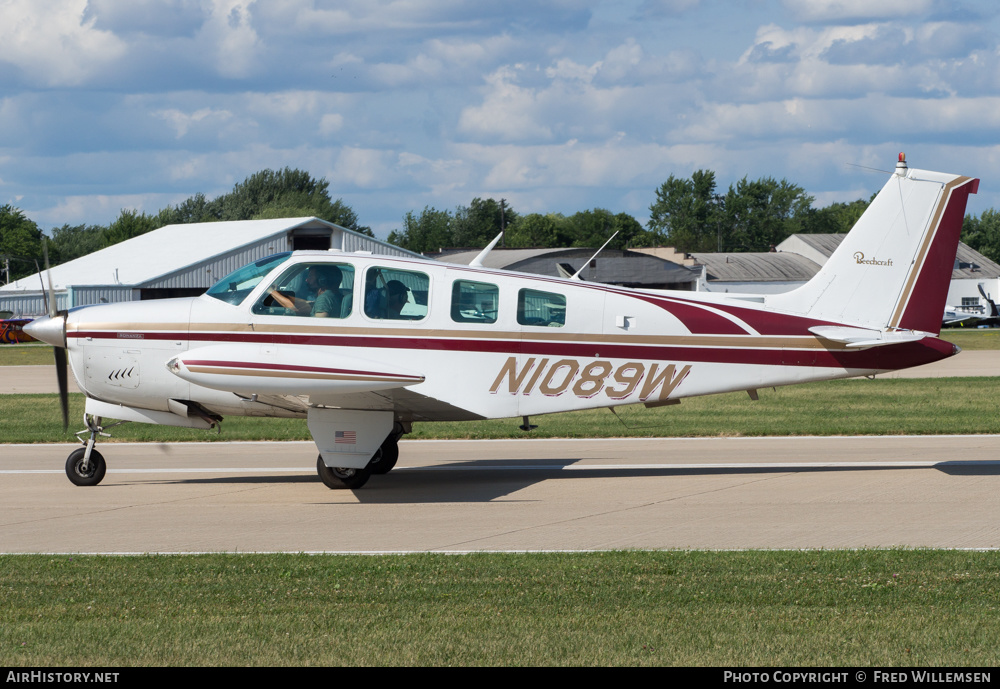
943, 284, 999, 328
26, 154, 978, 489
0, 318, 36, 344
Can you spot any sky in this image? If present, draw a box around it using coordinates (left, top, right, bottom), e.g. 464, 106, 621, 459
2, 0, 1000, 241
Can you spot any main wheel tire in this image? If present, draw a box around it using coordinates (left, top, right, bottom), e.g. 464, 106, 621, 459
317, 455, 372, 490
66, 448, 107, 487
369, 439, 399, 475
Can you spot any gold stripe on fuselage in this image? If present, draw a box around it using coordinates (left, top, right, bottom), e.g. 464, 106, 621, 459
71, 320, 853, 351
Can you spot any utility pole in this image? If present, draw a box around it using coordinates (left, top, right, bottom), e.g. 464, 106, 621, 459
500, 199, 506, 248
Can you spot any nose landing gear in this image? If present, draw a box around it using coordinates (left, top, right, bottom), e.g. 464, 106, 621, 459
66, 447, 106, 487
66, 414, 123, 487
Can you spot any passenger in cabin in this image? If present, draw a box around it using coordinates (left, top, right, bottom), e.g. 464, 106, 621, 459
385, 280, 409, 319
365, 278, 411, 319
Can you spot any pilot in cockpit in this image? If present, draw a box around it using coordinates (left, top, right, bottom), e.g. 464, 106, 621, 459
267, 265, 344, 318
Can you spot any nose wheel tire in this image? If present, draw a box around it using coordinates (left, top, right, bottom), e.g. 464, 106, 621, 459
66, 448, 107, 487
317, 455, 373, 490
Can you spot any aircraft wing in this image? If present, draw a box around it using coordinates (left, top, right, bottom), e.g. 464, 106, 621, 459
167, 344, 426, 397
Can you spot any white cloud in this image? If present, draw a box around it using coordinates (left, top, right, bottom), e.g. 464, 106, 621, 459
154, 107, 234, 139
458, 66, 554, 141
782, 0, 934, 23
453, 137, 712, 191
36, 193, 157, 227
0, 0, 127, 86
546, 57, 600, 82
319, 113, 344, 135
6, 0, 1000, 239
197, 0, 260, 78
83, 0, 207, 37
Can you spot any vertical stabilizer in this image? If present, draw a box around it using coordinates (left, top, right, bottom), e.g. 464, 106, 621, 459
767, 157, 978, 334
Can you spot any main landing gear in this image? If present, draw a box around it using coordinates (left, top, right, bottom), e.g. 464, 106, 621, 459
316, 423, 406, 490
65, 414, 119, 487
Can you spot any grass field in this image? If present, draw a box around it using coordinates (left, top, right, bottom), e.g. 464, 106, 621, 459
939, 327, 1000, 350
3, 550, 999, 667
0, 343, 51, 365
3, 376, 1000, 443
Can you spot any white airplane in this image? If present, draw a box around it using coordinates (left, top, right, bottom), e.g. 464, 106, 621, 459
943, 284, 999, 328
26, 155, 978, 490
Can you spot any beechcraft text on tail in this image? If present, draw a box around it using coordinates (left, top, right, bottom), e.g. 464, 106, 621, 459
25, 154, 979, 489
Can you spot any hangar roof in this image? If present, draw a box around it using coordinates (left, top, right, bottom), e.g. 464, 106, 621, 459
1, 217, 419, 293
437, 247, 701, 286
690, 252, 821, 282
776, 233, 1000, 280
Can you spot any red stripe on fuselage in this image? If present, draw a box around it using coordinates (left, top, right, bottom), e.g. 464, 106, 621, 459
71, 329, 954, 371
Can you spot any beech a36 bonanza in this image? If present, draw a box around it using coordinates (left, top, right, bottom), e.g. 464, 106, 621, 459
26, 155, 979, 489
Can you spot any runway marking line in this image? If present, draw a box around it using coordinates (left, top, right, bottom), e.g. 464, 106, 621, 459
4, 460, 999, 475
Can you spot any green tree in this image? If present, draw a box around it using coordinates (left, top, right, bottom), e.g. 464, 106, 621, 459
506, 213, 572, 248
387, 207, 454, 253
564, 209, 651, 249
0, 205, 44, 282
799, 198, 870, 235
962, 209, 1000, 264
101, 209, 157, 248
648, 170, 721, 252
721, 177, 813, 251
50, 223, 106, 264
154, 168, 370, 234
452, 198, 518, 248
155, 193, 217, 227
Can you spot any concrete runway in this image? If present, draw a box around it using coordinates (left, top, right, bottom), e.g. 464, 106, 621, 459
2, 365, 81, 394
4, 350, 1000, 553
4, 436, 1000, 552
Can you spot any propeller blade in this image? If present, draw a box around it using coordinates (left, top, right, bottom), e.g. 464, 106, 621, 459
54, 346, 69, 432
42, 239, 57, 319
41, 238, 68, 431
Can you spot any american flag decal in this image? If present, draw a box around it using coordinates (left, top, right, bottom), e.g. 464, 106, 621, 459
335, 430, 357, 444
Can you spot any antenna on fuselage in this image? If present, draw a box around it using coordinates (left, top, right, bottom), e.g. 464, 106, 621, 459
570, 231, 619, 281
469, 232, 504, 268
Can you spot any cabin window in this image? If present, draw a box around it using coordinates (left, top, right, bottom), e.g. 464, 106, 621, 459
205, 253, 291, 305
517, 288, 566, 327
364, 267, 429, 320
451, 280, 498, 324
251, 262, 355, 318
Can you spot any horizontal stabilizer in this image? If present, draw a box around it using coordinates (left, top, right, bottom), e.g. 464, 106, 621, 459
809, 325, 929, 349
167, 343, 425, 397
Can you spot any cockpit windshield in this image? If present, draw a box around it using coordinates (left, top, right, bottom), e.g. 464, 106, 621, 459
204, 253, 292, 305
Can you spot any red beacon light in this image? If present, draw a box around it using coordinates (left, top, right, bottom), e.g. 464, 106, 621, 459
895, 151, 908, 175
